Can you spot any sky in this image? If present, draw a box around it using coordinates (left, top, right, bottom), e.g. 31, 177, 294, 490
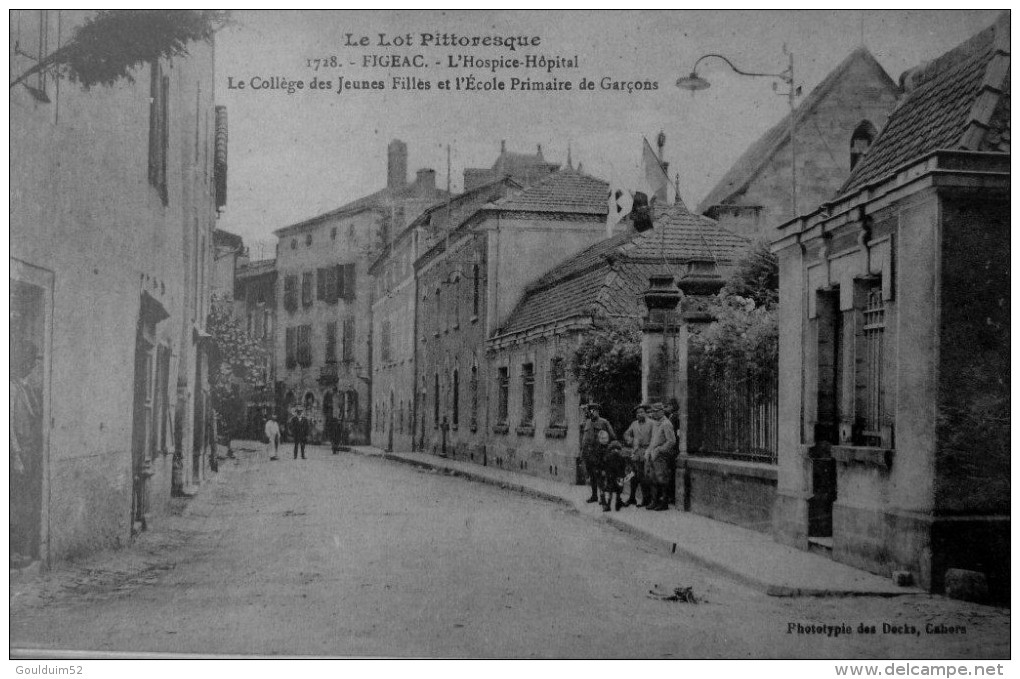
214, 10, 1002, 256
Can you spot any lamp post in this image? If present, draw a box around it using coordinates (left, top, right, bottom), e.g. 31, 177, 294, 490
677, 51, 799, 217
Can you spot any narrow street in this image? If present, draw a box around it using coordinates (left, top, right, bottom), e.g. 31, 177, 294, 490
11, 446, 1009, 659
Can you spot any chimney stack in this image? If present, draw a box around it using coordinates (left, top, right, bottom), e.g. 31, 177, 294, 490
387, 139, 408, 190
415, 168, 437, 193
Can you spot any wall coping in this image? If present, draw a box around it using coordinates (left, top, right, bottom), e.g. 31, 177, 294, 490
681, 455, 778, 481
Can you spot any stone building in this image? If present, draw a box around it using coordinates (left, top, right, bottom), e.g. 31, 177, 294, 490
369, 176, 521, 453
696, 48, 900, 241
772, 13, 1009, 598
10, 11, 223, 564
232, 257, 278, 439
489, 203, 749, 483
273, 140, 447, 443
416, 168, 612, 463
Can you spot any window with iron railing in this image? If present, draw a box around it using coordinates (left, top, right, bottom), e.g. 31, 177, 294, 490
855, 283, 887, 447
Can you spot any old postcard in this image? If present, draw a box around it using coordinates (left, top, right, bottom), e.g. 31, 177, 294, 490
9, 9, 1010, 665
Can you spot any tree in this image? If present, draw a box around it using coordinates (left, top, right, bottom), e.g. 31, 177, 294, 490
570, 318, 643, 431
11, 10, 229, 90
207, 298, 269, 441
690, 242, 779, 394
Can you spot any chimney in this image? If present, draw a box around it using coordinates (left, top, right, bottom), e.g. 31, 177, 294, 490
387, 139, 408, 189
500, 139, 506, 154
415, 168, 436, 193
536, 143, 543, 158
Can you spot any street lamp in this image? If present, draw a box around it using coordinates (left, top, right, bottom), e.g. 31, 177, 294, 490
677, 51, 800, 217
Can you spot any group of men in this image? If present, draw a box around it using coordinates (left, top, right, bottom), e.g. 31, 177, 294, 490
579, 401, 677, 512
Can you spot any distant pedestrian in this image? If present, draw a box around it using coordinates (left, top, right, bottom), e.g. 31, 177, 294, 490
600, 441, 627, 512
290, 408, 309, 460
645, 402, 676, 511
623, 404, 654, 507
264, 416, 281, 460
580, 403, 615, 504
327, 416, 342, 455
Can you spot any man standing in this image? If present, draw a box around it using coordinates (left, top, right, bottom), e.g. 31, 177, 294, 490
264, 415, 281, 460
579, 403, 615, 503
622, 404, 654, 507
646, 402, 676, 511
290, 408, 309, 460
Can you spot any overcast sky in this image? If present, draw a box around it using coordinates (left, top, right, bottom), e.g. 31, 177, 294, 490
214, 10, 1001, 254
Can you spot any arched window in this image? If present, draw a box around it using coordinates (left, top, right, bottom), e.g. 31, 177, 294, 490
850, 121, 877, 170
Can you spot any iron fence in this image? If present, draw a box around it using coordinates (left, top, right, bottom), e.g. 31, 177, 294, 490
687, 364, 778, 464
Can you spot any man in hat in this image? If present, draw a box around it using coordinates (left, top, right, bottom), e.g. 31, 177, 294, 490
645, 402, 676, 511
290, 407, 309, 460
623, 403, 654, 506
579, 403, 615, 503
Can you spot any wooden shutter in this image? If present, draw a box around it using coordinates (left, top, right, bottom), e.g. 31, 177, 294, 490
285, 327, 296, 368
317, 268, 326, 300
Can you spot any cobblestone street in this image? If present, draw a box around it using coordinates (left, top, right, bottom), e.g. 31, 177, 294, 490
10, 446, 1009, 659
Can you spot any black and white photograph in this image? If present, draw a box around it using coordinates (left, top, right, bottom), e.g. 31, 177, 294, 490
9, 9, 1011, 665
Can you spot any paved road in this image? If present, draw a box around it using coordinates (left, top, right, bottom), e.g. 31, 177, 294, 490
10, 445, 1009, 658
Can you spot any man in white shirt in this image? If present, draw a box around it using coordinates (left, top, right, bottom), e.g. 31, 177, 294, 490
264, 415, 281, 460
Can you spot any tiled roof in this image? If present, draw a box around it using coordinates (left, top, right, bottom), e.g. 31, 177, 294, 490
237, 258, 276, 277
498, 203, 750, 335
491, 168, 609, 215
697, 48, 897, 213
841, 13, 1010, 193
274, 179, 451, 236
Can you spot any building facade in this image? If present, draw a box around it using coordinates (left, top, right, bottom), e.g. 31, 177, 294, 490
416, 169, 614, 465
232, 257, 278, 439
273, 140, 446, 443
369, 177, 521, 453
10, 10, 223, 564
489, 203, 749, 484
772, 14, 1009, 598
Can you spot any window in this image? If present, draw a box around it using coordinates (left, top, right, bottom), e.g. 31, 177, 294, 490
325, 321, 337, 362
285, 327, 297, 369
850, 121, 877, 170
550, 358, 566, 426
855, 282, 887, 446
301, 272, 313, 307
436, 287, 442, 332
434, 373, 440, 427
497, 367, 510, 424
452, 369, 460, 428
291, 238, 297, 250
521, 363, 535, 425
306, 233, 313, 247
148, 59, 169, 205
470, 364, 479, 431
472, 264, 480, 317
453, 276, 461, 327
296, 324, 312, 367
336, 263, 356, 301
284, 274, 297, 312
381, 319, 392, 363
342, 317, 355, 362
331, 227, 337, 240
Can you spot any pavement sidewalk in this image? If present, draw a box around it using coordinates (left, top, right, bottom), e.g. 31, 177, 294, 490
352, 445, 920, 599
